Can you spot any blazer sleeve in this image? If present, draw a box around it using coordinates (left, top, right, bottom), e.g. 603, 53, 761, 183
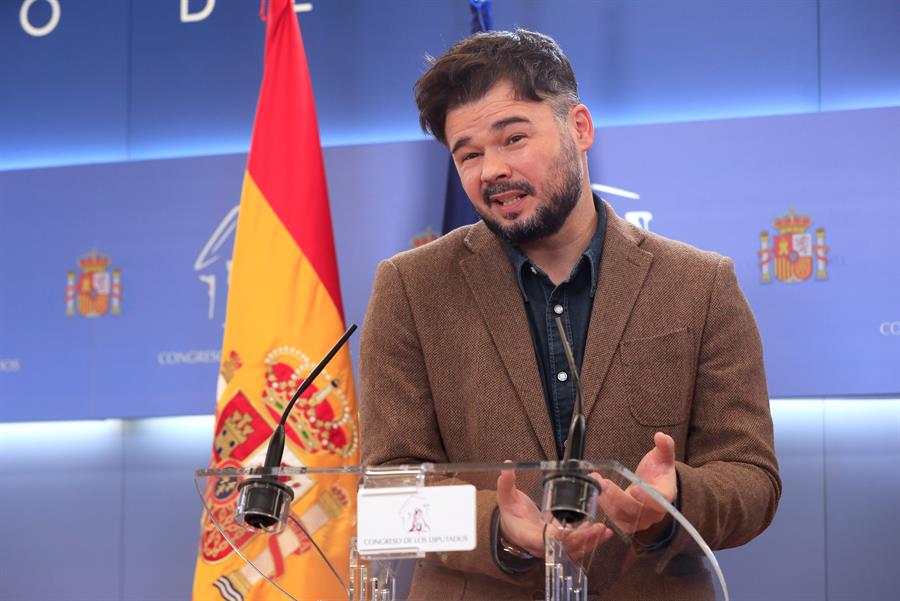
360, 258, 448, 466
662, 256, 782, 564
360, 259, 540, 585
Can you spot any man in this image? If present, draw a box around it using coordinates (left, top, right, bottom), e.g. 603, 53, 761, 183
360, 30, 780, 600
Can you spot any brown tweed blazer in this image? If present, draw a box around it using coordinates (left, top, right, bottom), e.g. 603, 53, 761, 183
360, 203, 780, 600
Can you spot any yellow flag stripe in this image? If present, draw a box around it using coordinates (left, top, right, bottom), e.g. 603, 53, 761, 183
222, 172, 350, 375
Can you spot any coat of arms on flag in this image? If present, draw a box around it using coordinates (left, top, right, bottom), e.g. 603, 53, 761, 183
66, 250, 122, 317
758, 209, 829, 284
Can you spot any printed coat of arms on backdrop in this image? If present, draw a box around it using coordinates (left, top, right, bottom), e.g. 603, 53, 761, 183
66, 250, 122, 317
758, 209, 829, 284
412, 227, 439, 249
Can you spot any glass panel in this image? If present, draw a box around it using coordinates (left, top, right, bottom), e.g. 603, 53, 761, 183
195, 462, 727, 601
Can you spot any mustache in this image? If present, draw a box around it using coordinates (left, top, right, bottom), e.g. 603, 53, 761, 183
481, 180, 536, 205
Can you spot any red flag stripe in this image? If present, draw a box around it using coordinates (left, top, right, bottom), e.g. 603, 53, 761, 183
247, 0, 344, 318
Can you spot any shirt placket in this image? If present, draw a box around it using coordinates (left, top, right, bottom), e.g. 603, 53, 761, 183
546, 283, 574, 456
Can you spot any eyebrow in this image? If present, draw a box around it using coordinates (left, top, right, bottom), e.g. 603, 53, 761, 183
450, 115, 533, 155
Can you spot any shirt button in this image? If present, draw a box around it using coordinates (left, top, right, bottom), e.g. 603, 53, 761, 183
553, 304, 564, 315
557, 371, 568, 382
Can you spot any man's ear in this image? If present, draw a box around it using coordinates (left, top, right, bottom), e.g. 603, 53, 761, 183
570, 104, 595, 152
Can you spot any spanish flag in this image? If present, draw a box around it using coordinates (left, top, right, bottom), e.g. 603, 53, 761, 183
193, 1, 357, 599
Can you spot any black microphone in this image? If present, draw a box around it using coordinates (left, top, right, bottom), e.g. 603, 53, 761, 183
542, 317, 599, 525
236, 324, 357, 531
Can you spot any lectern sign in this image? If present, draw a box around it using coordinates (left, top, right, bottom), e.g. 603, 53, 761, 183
357, 485, 477, 554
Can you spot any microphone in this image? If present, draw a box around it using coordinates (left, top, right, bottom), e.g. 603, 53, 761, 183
236, 324, 357, 531
542, 316, 599, 525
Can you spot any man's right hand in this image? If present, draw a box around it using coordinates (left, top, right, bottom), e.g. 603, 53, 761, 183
496, 463, 613, 560
496, 465, 546, 557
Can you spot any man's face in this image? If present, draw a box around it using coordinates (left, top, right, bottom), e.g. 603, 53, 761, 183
444, 81, 583, 245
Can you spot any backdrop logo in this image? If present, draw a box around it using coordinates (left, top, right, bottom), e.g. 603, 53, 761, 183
196, 206, 238, 322
758, 209, 829, 284
624, 210, 653, 231
66, 250, 122, 317
591, 183, 653, 231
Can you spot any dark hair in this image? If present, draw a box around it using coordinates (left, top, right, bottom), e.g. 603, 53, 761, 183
414, 29, 579, 145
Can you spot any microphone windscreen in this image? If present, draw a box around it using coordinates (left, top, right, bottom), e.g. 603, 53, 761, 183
236, 477, 295, 532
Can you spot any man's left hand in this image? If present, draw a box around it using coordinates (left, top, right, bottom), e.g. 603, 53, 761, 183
591, 432, 678, 539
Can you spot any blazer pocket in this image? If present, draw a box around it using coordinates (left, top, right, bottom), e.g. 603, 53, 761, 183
619, 328, 692, 426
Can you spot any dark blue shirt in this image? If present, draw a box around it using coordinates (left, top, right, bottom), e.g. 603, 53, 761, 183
502, 195, 607, 458
498, 196, 678, 556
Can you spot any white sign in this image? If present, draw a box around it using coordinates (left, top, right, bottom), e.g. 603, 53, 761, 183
357, 485, 476, 555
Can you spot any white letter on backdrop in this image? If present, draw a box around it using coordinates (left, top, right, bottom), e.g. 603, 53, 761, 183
180, 0, 215, 23
20, 0, 61, 37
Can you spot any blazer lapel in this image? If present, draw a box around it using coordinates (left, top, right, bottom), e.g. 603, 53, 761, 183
460, 224, 557, 460
580, 206, 653, 420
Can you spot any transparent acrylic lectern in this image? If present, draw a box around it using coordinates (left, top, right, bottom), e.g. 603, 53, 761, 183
195, 461, 728, 601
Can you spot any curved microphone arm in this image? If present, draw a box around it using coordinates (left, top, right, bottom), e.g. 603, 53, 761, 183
237, 324, 358, 532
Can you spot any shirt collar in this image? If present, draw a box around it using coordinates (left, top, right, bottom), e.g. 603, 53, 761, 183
502, 194, 607, 300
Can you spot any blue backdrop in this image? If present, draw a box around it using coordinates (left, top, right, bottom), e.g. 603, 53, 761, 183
1, 1, 898, 420
1, 108, 897, 421
2, 0, 898, 168
1, 4, 899, 601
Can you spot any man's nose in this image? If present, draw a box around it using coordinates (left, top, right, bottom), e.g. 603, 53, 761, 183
480, 148, 511, 184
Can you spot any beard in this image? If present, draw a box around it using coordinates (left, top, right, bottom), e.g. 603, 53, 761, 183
477, 134, 583, 246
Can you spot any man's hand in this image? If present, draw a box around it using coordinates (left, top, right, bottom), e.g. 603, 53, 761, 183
497, 463, 614, 560
592, 432, 678, 540
496, 465, 546, 557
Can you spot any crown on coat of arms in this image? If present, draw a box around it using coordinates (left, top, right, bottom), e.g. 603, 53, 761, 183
261, 346, 358, 458
78, 250, 111, 273
772, 209, 812, 235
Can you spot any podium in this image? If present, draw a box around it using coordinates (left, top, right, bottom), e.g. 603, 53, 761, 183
195, 461, 728, 601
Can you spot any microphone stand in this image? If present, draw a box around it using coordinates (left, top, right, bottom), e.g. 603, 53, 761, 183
542, 317, 600, 525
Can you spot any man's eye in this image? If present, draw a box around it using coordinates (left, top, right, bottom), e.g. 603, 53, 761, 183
461, 152, 481, 162
507, 134, 525, 145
